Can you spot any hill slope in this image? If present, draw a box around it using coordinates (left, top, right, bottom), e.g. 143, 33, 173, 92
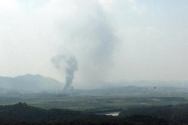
0, 103, 169, 125
119, 104, 188, 123
0, 102, 87, 122
0, 74, 63, 93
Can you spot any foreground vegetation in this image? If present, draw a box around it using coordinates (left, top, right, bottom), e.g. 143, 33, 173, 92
120, 103, 188, 123
0, 86, 188, 124
1, 100, 188, 124
0, 103, 174, 125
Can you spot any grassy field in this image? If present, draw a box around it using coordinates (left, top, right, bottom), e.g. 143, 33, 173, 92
0, 94, 187, 112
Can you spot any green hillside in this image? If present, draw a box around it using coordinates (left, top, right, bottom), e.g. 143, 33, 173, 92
120, 104, 188, 123
0, 103, 169, 125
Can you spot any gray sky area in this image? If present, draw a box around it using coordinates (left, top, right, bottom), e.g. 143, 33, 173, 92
0, 0, 188, 88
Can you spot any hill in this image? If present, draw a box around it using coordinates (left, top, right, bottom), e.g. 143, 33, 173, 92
0, 102, 89, 122
0, 74, 64, 93
119, 103, 188, 123
0, 103, 169, 125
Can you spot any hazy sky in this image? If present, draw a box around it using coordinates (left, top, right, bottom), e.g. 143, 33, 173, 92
0, 0, 188, 87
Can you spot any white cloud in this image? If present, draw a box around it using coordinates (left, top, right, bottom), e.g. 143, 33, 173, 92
39, 0, 78, 16
99, 0, 114, 11
0, 0, 20, 14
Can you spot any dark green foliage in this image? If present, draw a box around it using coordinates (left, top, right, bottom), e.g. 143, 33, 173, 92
0, 102, 184, 125
0, 102, 87, 122
120, 104, 188, 123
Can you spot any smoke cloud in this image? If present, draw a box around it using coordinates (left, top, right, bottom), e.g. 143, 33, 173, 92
0, 0, 187, 87
54, 0, 117, 85
51, 55, 78, 92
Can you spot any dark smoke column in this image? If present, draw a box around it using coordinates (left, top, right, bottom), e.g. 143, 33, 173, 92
51, 55, 78, 93
63, 56, 78, 93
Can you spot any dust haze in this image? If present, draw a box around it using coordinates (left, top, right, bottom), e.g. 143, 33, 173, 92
0, 0, 187, 88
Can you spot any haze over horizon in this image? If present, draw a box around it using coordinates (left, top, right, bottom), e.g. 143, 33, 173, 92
0, 0, 188, 88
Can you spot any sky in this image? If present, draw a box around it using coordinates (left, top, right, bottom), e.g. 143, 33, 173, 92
0, 0, 188, 88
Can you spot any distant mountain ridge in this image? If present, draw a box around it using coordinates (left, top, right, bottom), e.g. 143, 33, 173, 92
0, 74, 188, 96
0, 74, 64, 93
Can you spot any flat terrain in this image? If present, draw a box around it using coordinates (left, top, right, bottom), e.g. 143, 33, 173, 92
0, 86, 188, 112
0, 94, 188, 112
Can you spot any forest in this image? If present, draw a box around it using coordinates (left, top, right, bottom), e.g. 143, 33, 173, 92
0, 102, 188, 125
